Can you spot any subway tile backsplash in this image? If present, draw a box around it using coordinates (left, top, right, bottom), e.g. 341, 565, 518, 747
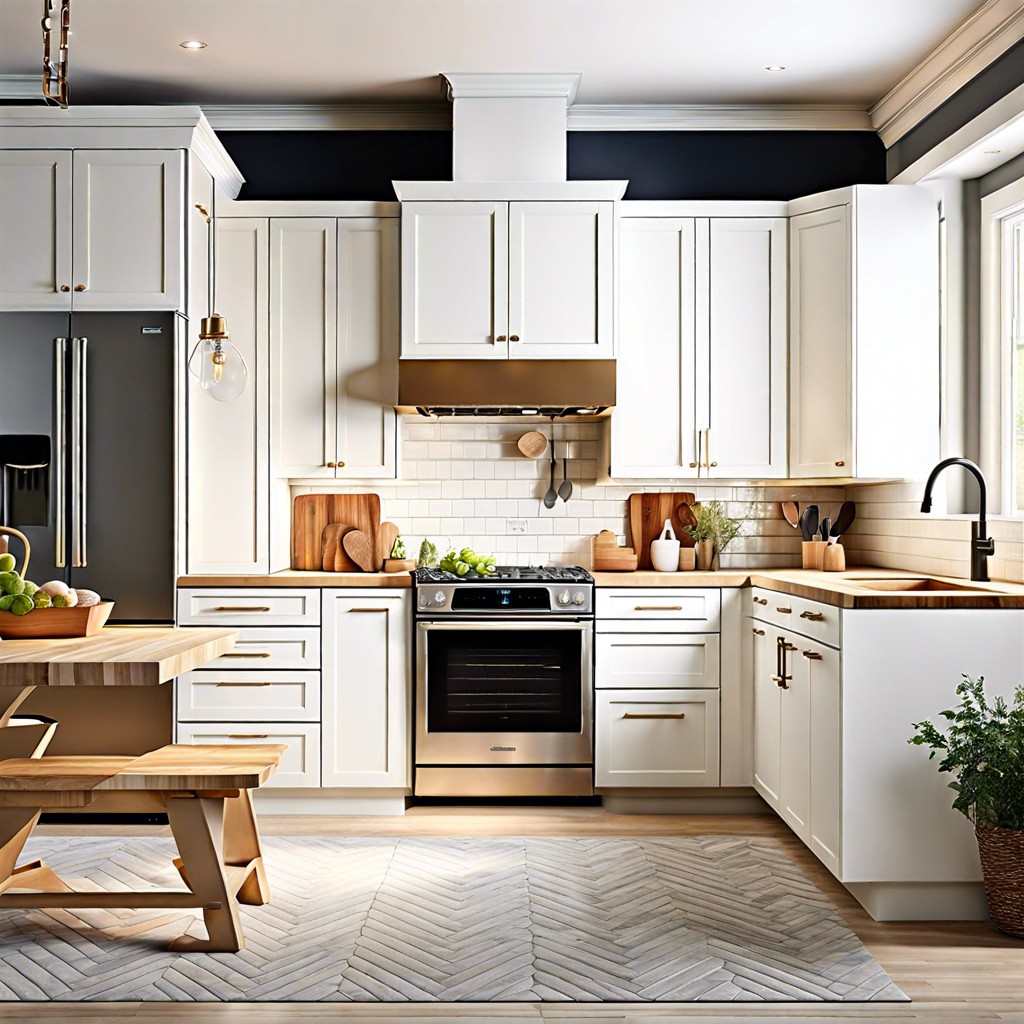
292, 418, 846, 569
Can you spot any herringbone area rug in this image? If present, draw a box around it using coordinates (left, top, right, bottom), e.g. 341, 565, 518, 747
0, 835, 907, 1002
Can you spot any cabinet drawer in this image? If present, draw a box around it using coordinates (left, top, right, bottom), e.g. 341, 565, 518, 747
177, 588, 320, 626
596, 634, 719, 689
175, 722, 321, 788
750, 588, 840, 647
177, 670, 320, 722
596, 589, 720, 629
595, 689, 720, 788
189, 627, 321, 670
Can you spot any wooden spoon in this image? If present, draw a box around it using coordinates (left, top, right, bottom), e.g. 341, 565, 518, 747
677, 502, 698, 542
342, 529, 377, 572
781, 501, 800, 529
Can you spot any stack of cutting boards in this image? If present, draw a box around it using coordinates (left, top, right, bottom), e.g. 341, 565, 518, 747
291, 494, 413, 573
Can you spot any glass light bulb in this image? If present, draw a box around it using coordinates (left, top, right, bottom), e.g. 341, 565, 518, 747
188, 338, 248, 401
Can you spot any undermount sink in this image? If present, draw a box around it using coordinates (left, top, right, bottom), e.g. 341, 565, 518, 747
848, 577, 983, 592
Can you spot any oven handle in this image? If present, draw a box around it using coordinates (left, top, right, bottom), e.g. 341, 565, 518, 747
417, 620, 592, 632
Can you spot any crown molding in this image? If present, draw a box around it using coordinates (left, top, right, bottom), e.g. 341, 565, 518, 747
441, 72, 581, 103
0, 75, 39, 100
871, 0, 1024, 148
203, 103, 452, 131
567, 104, 872, 131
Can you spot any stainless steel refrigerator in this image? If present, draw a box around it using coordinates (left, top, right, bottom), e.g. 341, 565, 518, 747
0, 311, 176, 623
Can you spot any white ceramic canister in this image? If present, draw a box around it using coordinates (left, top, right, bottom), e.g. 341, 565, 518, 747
650, 518, 681, 572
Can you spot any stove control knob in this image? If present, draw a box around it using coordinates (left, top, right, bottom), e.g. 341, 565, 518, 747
434, 591, 447, 605
558, 590, 571, 606
573, 591, 586, 605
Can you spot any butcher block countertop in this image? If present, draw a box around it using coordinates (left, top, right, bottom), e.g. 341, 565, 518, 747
0, 627, 238, 687
177, 570, 413, 588
592, 567, 1024, 609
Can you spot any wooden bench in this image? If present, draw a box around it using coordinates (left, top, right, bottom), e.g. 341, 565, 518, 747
0, 740, 284, 952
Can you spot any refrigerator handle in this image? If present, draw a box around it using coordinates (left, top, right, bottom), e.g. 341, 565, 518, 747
54, 338, 67, 569
71, 336, 88, 568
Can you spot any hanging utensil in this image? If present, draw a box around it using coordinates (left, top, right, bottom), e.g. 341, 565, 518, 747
781, 501, 800, 529
830, 501, 857, 538
558, 443, 573, 503
798, 505, 819, 542
543, 434, 558, 509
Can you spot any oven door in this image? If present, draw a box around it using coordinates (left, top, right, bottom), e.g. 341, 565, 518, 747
416, 619, 593, 766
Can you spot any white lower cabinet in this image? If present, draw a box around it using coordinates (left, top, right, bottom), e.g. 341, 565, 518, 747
751, 624, 782, 808
596, 633, 719, 689
176, 670, 321, 723
177, 722, 321, 789
595, 689, 720, 787
321, 590, 410, 789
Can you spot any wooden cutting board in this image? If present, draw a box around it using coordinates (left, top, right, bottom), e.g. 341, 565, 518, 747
321, 523, 357, 572
628, 492, 697, 569
292, 494, 380, 570
342, 529, 377, 572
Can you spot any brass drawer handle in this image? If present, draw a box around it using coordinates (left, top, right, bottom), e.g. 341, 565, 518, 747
802, 650, 823, 660
509, 334, 520, 342
349, 607, 389, 613
752, 596, 768, 605
215, 681, 274, 687
835, 460, 845, 467
221, 651, 272, 659
213, 605, 271, 612
782, 642, 797, 651
799, 610, 824, 621
496, 335, 507, 342
752, 627, 765, 636
227, 733, 270, 739
74, 284, 87, 292
622, 712, 686, 720
633, 605, 683, 611
326, 461, 336, 468
776, 606, 792, 614
772, 675, 791, 690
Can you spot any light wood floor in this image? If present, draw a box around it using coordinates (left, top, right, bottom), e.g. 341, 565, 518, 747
3, 807, 1020, 1023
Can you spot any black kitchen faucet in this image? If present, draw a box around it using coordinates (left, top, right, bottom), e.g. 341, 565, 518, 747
920, 458, 995, 582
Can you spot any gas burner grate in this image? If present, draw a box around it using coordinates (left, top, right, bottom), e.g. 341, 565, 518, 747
414, 566, 593, 585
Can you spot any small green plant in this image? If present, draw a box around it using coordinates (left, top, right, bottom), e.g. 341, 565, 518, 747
909, 675, 1024, 830
684, 500, 745, 553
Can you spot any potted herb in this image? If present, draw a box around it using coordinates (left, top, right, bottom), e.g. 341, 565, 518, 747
684, 500, 744, 571
909, 675, 1024, 937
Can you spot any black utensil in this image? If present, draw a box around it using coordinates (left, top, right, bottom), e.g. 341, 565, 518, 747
820, 518, 831, 542
830, 501, 856, 537
798, 505, 819, 542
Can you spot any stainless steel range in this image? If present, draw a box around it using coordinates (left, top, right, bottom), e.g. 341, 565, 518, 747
414, 566, 594, 798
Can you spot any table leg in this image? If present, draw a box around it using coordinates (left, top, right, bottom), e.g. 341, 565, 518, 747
223, 789, 270, 906
0, 808, 71, 896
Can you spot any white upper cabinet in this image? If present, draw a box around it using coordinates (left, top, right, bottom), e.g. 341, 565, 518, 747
0, 149, 184, 312
270, 216, 398, 480
611, 212, 787, 479
401, 201, 508, 359
788, 186, 939, 479
508, 201, 614, 358
0, 150, 72, 310
400, 200, 613, 359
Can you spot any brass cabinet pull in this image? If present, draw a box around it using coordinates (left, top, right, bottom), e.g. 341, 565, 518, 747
752, 627, 765, 636
214, 605, 271, 612
835, 460, 846, 467
752, 596, 768, 605
337, 461, 345, 468
496, 335, 507, 342
689, 462, 698, 468
194, 203, 212, 222
776, 606, 792, 614
215, 680, 274, 687
349, 607, 389, 613
771, 675, 791, 690
782, 641, 797, 651
326, 461, 336, 468
74, 284, 87, 292
60, 284, 70, 292
622, 712, 686, 720
634, 605, 683, 611
802, 650, 823, 660
222, 651, 272, 659
799, 610, 824, 621
509, 334, 520, 342
227, 733, 269, 739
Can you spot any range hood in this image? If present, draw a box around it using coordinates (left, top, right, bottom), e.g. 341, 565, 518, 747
396, 360, 615, 418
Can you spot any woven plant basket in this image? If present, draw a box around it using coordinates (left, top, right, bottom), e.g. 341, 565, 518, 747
976, 825, 1024, 938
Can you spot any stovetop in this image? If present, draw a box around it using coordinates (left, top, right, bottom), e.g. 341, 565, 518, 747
414, 565, 593, 585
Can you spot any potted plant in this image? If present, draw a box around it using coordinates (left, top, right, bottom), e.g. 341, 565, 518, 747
684, 500, 744, 571
910, 675, 1024, 937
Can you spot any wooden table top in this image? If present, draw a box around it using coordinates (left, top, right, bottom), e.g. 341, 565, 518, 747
0, 628, 238, 687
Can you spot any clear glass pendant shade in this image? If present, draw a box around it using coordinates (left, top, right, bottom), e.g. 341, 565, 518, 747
188, 315, 247, 402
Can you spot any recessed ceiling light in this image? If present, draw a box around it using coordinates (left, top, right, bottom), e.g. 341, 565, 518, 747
179, 39, 207, 50
764, 65, 786, 72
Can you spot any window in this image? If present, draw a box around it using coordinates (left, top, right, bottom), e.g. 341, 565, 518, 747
1004, 210, 1024, 514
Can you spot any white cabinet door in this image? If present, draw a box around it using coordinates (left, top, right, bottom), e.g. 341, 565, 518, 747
595, 689, 720, 787
595, 633, 719, 689
507, 201, 613, 359
789, 206, 852, 477
321, 591, 410, 788
336, 218, 398, 479
400, 201, 508, 359
0, 150, 72, 310
269, 218, 337, 479
779, 634, 810, 842
806, 640, 842, 877
70, 150, 184, 310
752, 624, 782, 809
610, 218, 698, 477
186, 218, 269, 574
701, 218, 787, 478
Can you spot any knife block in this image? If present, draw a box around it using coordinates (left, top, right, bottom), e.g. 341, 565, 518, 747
823, 542, 846, 572
801, 540, 826, 570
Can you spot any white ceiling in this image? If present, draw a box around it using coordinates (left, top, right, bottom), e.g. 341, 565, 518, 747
0, 0, 986, 107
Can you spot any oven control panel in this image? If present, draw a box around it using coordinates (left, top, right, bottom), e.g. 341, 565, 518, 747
417, 583, 593, 615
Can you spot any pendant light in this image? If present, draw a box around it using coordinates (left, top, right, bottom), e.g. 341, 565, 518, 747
188, 204, 248, 402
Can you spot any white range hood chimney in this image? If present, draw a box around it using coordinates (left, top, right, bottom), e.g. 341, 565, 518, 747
443, 72, 580, 182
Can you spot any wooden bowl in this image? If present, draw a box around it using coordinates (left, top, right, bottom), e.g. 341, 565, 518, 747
0, 601, 114, 640
517, 431, 548, 459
